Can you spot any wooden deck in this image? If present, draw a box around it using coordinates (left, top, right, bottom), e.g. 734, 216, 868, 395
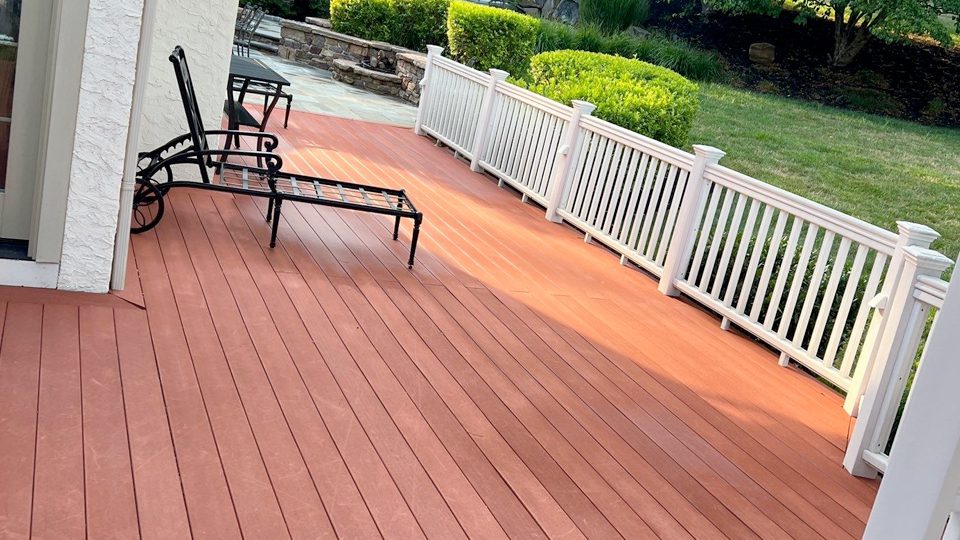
0, 112, 878, 539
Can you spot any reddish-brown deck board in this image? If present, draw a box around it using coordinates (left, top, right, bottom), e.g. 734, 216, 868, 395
32, 305, 86, 539
0, 111, 879, 538
0, 304, 43, 539
79, 306, 140, 539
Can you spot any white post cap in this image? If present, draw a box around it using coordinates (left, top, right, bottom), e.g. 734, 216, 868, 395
426, 45, 444, 55
903, 245, 954, 273
692, 145, 726, 162
571, 100, 596, 115
489, 68, 509, 80
896, 221, 940, 246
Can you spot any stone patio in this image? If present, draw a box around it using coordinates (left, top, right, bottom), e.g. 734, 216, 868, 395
250, 50, 418, 127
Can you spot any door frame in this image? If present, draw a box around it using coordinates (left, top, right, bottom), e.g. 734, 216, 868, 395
0, 0, 55, 243
0, 0, 87, 263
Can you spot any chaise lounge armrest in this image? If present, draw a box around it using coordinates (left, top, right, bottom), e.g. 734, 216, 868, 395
206, 130, 280, 151
138, 148, 284, 180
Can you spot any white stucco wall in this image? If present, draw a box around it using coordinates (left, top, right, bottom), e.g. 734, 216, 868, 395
55, 0, 238, 292
139, 0, 240, 152
57, 0, 144, 292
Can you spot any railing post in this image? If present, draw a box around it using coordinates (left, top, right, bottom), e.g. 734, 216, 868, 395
469, 68, 509, 172
843, 245, 953, 478
414, 45, 444, 136
545, 100, 595, 223
843, 221, 941, 414
862, 253, 960, 540
657, 145, 725, 296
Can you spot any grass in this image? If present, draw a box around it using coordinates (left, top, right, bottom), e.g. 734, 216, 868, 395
690, 83, 960, 260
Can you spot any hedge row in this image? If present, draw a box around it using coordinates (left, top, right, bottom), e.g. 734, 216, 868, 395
330, 0, 449, 50
331, 0, 721, 81
520, 50, 700, 147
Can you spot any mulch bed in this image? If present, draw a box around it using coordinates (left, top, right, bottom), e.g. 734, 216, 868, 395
656, 12, 960, 126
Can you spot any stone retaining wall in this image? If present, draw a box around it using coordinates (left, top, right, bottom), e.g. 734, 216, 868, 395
278, 19, 426, 104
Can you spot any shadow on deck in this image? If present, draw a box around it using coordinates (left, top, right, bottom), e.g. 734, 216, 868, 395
0, 111, 877, 539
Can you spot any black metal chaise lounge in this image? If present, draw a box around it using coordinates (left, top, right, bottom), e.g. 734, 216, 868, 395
131, 46, 423, 267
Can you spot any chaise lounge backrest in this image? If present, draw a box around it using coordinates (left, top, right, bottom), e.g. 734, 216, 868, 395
169, 46, 212, 182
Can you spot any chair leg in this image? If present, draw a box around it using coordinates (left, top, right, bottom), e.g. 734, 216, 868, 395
393, 200, 403, 240
270, 197, 283, 248
265, 197, 274, 222
407, 216, 422, 269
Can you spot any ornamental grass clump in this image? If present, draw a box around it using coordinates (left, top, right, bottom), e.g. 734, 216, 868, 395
521, 50, 700, 147
535, 19, 723, 81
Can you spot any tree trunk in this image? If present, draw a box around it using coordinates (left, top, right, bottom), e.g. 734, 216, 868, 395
830, 11, 874, 67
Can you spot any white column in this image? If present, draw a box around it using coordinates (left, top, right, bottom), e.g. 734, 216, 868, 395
844, 221, 941, 413
843, 246, 953, 478
544, 100, 595, 223
469, 68, 508, 172
112, 0, 159, 290
657, 145, 725, 296
414, 45, 443, 136
862, 253, 960, 540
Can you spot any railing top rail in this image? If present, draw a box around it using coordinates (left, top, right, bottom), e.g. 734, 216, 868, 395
580, 115, 696, 171
433, 55, 489, 85
706, 164, 899, 254
495, 82, 575, 121
915, 274, 950, 310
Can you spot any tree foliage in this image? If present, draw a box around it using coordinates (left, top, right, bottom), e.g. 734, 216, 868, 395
705, 0, 960, 66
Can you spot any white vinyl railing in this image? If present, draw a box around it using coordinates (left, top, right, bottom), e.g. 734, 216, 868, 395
843, 246, 953, 477
857, 251, 959, 539
671, 164, 899, 390
414, 47, 952, 414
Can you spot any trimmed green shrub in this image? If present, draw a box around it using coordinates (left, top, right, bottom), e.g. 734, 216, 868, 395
392, 0, 449, 50
330, 0, 393, 41
520, 50, 700, 147
580, 0, 649, 31
535, 20, 723, 81
330, 0, 448, 50
446, 0, 539, 74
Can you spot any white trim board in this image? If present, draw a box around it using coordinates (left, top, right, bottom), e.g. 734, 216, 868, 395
0, 260, 60, 288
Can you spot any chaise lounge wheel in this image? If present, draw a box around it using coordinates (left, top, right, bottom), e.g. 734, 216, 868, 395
131, 178, 165, 234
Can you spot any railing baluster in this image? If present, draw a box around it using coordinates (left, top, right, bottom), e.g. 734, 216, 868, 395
763, 217, 803, 329
655, 169, 690, 266
823, 244, 868, 369
809, 238, 852, 359
721, 199, 761, 306
734, 205, 773, 313
698, 186, 735, 291
749, 211, 788, 322
687, 185, 723, 286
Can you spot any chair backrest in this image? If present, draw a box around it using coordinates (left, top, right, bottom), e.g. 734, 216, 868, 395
247, 9, 265, 36
168, 46, 211, 182
235, 6, 254, 31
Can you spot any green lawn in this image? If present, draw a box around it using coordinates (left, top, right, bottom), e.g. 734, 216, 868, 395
689, 83, 960, 260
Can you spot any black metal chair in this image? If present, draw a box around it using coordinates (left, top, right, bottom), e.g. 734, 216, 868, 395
132, 46, 423, 268
230, 78, 293, 129
233, 7, 264, 57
